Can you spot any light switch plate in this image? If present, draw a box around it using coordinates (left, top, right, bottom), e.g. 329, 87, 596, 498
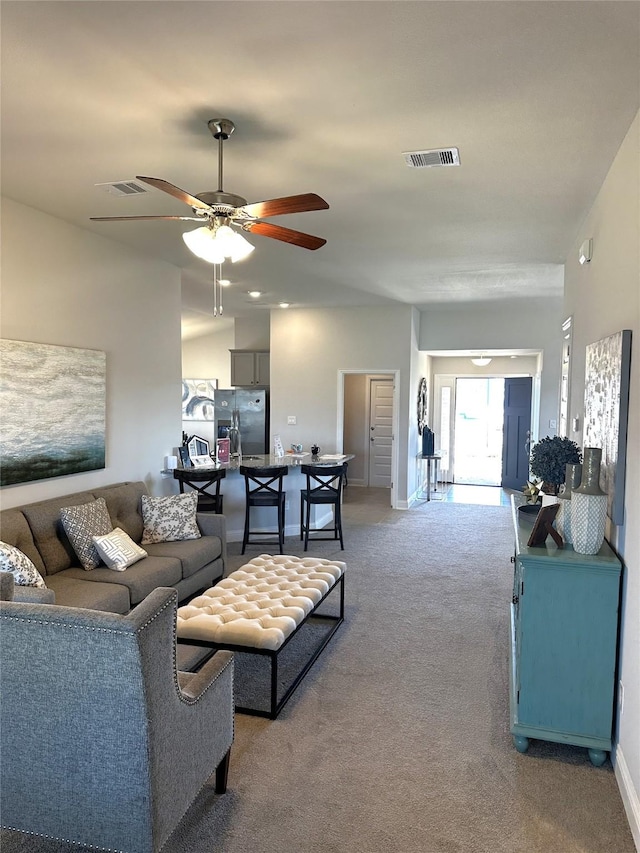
287, 415, 297, 425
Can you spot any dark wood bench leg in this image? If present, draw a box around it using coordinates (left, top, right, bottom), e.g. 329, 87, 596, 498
215, 747, 231, 794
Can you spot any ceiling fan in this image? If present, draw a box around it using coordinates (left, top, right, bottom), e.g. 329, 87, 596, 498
90, 118, 329, 262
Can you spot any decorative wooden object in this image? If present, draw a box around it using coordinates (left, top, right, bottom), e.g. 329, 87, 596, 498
527, 503, 562, 548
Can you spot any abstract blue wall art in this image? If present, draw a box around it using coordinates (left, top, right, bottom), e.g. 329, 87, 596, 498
0, 340, 106, 486
182, 379, 217, 421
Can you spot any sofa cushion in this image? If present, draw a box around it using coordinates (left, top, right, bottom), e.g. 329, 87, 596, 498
21, 491, 97, 574
144, 535, 222, 580
61, 555, 181, 606
60, 498, 114, 570
92, 528, 148, 571
93, 482, 147, 543
44, 573, 131, 613
0, 542, 47, 588
0, 509, 46, 573
141, 493, 200, 545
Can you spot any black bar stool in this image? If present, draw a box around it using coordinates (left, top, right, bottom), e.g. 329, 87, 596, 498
173, 467, 226, 514
239, 465, 288, 555
300, 464, 346, 551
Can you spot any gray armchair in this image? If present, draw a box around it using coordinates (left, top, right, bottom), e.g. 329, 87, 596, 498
0, 573, 234, 853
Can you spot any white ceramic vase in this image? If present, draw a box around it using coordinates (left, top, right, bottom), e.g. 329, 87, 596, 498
571, 449, 607, 555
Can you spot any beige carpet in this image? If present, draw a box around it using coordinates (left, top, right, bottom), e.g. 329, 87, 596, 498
2, 491, 634, 853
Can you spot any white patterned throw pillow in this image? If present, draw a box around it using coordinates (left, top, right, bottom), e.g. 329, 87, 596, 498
60, 497, 113, 570
0, 541, 47, 588
92, 527, 148, 571
141, 493, 201, 545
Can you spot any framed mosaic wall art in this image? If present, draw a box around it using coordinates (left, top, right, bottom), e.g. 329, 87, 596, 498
583, 329, 632, 525
0, 340, 106, 486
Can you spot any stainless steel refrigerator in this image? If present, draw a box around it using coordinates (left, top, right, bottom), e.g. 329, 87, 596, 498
214, 389, 268, 456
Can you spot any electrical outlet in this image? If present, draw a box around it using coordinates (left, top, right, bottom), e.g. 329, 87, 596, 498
619, 680, 624, 714
549, 419, 557, 430
287, 415, 297, 425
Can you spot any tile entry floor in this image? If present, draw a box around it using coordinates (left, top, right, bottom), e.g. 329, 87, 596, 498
343, 483, 516, 511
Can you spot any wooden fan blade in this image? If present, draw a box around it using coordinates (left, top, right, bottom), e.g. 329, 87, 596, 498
136, 176, 213, 211
245, 221, 326, 250
90, 215, 204, 222
241, 193, 329, 219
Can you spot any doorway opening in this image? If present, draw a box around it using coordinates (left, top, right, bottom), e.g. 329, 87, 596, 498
454, 378, 505, 485
339, 370, 399, 508
434, 373, 533, 489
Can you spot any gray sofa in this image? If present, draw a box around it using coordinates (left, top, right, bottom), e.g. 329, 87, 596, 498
0, 481, 226, 613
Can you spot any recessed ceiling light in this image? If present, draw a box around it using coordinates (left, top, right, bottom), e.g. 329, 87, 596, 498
248, 290, 262, 298
279, 302, 290, 308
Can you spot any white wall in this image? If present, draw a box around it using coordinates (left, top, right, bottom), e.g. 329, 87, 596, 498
270, 305, 414, 503
419, 299, 564, 439
563, 112, 640, 846
182, 326, 234, 388
234, 315, 270, 350
0, 198, 183, 508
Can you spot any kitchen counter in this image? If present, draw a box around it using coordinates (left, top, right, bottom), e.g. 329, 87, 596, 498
169, 453, 353, 475
164, 454, 354, 543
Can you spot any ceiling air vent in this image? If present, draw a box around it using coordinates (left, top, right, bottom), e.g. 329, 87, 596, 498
95, 180, 149, 197
403, 148, 460, 168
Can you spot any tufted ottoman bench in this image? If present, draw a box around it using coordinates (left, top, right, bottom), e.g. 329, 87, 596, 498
176, 554, 346, 718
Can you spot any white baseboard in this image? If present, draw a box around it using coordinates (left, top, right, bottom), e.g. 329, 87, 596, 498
614, 745, 640, 851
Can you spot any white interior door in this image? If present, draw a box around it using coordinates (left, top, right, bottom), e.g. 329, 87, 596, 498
368, 378, 393, 487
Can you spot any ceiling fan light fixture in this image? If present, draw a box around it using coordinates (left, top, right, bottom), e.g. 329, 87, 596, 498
471, 355, 492, 366
182, 223, 254, 264
182, 226, 225, 263
222, 226, 255, 262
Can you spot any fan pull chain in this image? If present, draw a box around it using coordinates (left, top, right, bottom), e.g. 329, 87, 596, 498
212, 263, 224, 317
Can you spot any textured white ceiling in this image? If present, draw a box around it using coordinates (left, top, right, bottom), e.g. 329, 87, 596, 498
2, 1, 638, 334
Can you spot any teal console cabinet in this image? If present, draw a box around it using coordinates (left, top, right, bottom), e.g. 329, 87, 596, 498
509, 497, 622, 766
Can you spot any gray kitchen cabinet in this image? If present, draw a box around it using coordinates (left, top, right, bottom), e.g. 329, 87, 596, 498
230, 350, 270, 386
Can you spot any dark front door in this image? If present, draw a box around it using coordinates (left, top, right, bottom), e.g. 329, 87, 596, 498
501, 377, 532, 490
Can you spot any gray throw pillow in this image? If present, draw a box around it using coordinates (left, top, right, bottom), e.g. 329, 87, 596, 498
60, 497, 113, 570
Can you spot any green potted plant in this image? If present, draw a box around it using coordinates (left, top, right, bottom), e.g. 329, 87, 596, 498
529, 436, 582, 495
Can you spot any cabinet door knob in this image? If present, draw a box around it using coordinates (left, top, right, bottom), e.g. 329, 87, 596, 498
510, 556, 515, 563
512, 594, 519, 605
